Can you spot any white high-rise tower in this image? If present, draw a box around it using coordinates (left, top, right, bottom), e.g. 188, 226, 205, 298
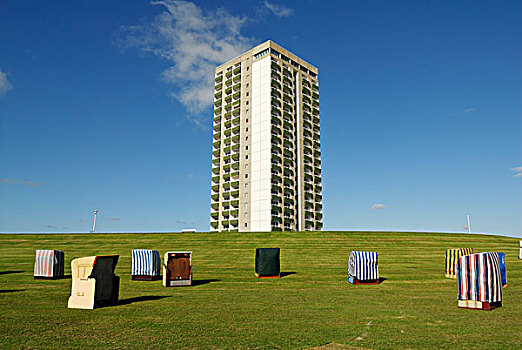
210, 40, 322, 232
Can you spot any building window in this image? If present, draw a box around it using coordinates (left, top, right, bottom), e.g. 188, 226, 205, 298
245, 164, 248, 169
246, 83, 249, 88
246, 136, 249, 141
246, 127, 249, 132
245, 193, 248, 198
247, 67, 249, 71
246, 118, 249, 123
245, 183, 248, 188
246, 155, 248, 159
246, 146, 248, 150
245, 223, 248, 227
245, 203, 248, 208
246, 92, 249, 97
245, 174, 248, 178
246, 101, 249, 105
245, 212, 248, 217
246, 110, 249, 115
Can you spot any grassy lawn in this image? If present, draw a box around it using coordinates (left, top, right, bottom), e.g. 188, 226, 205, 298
0, 231, 520, 349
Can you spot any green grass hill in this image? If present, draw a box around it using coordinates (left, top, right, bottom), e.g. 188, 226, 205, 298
0, 231, 520, 349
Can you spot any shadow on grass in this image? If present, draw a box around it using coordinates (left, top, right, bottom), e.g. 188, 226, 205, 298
280, 272, 297, 278
192, 279, 220, 286
378, 277, 387, 284
0, 271, 24, 276
0, 289, 26, 293
118, 295, 170, 306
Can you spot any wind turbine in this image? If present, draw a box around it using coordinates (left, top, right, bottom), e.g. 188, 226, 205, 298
91, 210, 98, 233
466, 214, 471, 234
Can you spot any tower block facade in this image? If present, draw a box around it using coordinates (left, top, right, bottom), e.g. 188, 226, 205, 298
210, 40, 322, 232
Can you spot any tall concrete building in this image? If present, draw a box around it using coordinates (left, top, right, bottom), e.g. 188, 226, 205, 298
210, 40, 322, 232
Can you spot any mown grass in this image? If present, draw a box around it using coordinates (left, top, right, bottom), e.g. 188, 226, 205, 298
0, 231, 520, 349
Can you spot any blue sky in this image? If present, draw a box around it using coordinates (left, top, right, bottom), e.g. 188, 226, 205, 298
1, 1, 520, 236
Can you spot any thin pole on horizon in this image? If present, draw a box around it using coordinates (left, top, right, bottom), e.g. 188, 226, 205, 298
91, 210, 98, 233
467, 214, 471, 234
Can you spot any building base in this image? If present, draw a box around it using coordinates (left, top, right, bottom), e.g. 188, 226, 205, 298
348, 276, 379, 285
131, 275, 161, 281
458, 300, 502, 311
255, 273, 280, 279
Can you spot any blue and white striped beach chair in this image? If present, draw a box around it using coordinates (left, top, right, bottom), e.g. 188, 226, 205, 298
348, 251, 379, 285
132, 249, 161, 280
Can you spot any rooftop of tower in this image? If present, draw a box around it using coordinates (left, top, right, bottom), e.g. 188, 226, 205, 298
216, 40, 318, 76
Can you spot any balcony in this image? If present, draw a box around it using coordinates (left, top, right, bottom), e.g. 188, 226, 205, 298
233, 75, 241, 83
214, 100, 222, 107
232, 92, 240, 100
210, 222, 218, 229
271, 80, 281, 90
283, 86, 292, 95
225, 70, 232, 78
215, 75, 223, 83
233, 67, 241, 75
271, 144, 282, 155
272, 71, 281, 81
211, 203, 219, 210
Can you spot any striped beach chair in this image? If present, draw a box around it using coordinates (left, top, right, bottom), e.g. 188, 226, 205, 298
34, 250, 64, 279
445, 248, 473, 278
131, 249, 161, 281
457, 252, 502, 310
348, 251, 379, 285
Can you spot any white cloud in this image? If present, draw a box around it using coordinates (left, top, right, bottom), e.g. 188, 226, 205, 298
264, 1, 294, 17
117, 0, 254, 127
0, 69, 13, 96
464, 108, 476, 113
370, 203, 387, 210
1, 178, 48, 187
511, 166, 522, 178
